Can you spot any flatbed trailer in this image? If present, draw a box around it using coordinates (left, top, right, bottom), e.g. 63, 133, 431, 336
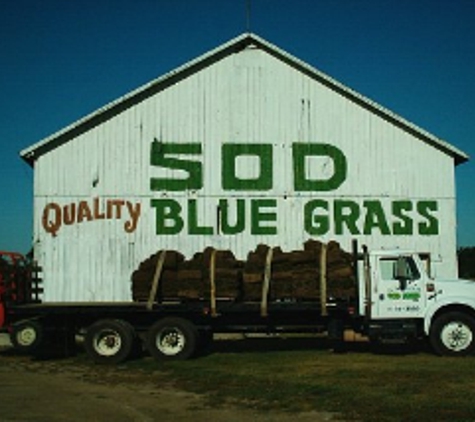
4, 297, 355, 363
1, 245, 360, 363
6, 299, 354, 333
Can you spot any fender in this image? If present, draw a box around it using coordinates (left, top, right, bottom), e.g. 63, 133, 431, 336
424, 296, 475, 335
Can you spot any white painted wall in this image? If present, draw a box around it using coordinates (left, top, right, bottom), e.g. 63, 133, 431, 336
33, 45, 458, 301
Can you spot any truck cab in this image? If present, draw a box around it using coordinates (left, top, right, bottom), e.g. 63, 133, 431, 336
361, 249, 475, 356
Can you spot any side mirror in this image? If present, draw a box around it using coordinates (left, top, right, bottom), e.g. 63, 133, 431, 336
394, 257, 409, 290
398, 278, 408, 291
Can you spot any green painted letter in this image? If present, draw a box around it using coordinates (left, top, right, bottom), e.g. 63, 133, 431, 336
251, 199, 277, 235
150, 140, 203, 191
188, 199, 213, 235
150, 199, 183, 235
392, 201, 413, 235
219, 199, 245, 235
334, 200, 360, 235
417, 201, 439, 235
293, 143, 347, 191
363, 200, 390, 235
304, 199, 329, 235
222, 144, 273, 191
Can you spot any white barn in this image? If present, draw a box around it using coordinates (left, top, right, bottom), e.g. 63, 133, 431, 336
21, 33, 468, 302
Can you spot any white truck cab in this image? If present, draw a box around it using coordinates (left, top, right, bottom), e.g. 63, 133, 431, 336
360, 249, 475, 356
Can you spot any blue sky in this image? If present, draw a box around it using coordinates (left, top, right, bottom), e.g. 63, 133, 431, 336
1, 0, 474, 253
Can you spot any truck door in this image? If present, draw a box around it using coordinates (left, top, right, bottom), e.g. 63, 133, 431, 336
373, 255, 425, 319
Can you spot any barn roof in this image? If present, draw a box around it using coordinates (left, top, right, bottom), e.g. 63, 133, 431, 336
20, 32, 469, 166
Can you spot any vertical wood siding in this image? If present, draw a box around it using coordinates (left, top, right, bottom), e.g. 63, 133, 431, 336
34, 46, 458, 301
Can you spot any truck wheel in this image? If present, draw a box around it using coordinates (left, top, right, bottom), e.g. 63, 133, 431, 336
146, 317, 198, 361
84, 319, 134, 364
430, 312, 475, 356
10, 320, 44, 353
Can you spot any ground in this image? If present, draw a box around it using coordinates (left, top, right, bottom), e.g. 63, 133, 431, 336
0, 335, 341, 422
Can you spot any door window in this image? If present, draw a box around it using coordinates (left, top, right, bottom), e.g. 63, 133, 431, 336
380, 257, 420, 281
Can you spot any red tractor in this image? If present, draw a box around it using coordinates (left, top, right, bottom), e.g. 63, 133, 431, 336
0, 251, 39, 330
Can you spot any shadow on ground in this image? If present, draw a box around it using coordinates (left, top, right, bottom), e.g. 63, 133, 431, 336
206, 335, 431, 357
0, 332, 433, 362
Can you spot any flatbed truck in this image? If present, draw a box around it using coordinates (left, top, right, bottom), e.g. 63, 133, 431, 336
1, 244, 475, 363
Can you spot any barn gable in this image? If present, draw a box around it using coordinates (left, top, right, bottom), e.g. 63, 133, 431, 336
21, 33, 469, 301
21, 33, 468, 166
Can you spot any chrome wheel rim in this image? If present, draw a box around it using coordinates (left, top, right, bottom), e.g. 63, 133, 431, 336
440, 321, 473, 352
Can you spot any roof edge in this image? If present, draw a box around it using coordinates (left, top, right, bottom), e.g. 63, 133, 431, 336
247, 34, 469, 165
20, 32, 469, 166
20, 33, 256, 165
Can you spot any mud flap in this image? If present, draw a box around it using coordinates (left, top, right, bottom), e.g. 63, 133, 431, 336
328, 319, 346, 353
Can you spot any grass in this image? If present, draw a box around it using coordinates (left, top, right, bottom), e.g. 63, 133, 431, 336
122, 337, 475, 422
3, 335, 474, 421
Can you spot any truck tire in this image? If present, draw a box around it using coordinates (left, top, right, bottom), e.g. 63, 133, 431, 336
145, 317, 198, 361
84, 319, 135, 364
10, 320, 44, 353
430, 312, 475, 356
